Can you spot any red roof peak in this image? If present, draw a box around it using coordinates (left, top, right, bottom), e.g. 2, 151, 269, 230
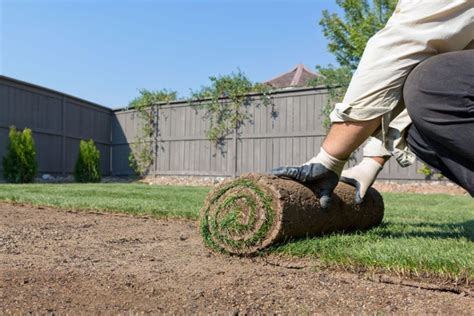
264, 64, 320, 89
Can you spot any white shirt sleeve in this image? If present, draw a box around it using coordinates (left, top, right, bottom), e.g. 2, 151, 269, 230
330, 0, 474, 166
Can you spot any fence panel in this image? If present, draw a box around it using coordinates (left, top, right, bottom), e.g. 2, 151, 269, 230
112, 88, 427, 181
113, 103, 236, 177
0, 76, 112, 177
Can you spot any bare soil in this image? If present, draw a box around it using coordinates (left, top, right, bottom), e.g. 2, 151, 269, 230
29, 174, 470, 196
142, 176, 470, 196
373, 181, 469, 196
1, 203, 473, 315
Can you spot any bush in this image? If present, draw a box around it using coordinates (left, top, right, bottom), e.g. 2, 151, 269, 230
2, 126, 38, 183
74, 139, 101, 183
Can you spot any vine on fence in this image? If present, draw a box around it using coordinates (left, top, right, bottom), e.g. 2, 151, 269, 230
127, 72, 274, 176
308, 65, 353, 132
128, 89, 177, 177
190, 70, 272, 147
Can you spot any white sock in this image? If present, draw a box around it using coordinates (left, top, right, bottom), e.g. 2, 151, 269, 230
341, 157, 383, 198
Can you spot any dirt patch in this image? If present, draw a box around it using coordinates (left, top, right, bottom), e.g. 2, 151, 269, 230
30, 174, 470, 196
1, 203, 473, 314
373, 181, 469, 196
142, 175, 470, 196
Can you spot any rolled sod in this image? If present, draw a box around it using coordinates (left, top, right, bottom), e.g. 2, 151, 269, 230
200, 173, 384, 255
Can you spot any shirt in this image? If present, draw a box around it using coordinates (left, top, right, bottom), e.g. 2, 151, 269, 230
330, 0, 474, 167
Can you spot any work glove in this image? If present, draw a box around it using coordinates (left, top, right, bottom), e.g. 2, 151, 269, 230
271, 147, 346, 209
340, 157, 383, 204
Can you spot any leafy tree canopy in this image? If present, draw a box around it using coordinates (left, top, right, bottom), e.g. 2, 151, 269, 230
320, 0, 398, 70
315, 0, 397, 130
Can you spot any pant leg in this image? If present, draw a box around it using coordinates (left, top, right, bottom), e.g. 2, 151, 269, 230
406, 123, 461, 186
403, 50, 474, 196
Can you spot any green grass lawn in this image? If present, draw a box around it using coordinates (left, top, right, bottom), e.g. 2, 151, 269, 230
0, 183, 209, 219
0, 183, 472, 281
274, 194, 474, 281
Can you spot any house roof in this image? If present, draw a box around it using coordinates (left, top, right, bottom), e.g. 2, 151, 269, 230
264, 64, 320, 89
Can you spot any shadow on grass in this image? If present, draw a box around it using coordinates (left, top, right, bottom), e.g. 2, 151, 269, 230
267, 220, 474, 253
374, 220, 474, 241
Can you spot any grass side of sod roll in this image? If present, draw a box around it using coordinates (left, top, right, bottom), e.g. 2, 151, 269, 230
0, 183, 472, 281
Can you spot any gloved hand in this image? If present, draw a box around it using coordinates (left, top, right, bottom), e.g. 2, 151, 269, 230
271, 147, 347, 209
340, 157, 383, 204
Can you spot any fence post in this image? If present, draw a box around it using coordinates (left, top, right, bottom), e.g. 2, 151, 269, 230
232, 126, 238, 178
109, 112, 113, 176
154, 105, 158, 177
232, 104, 239, 178
61, 96, 66, 176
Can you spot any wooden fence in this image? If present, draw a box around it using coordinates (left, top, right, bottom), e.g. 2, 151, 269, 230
0, 76, 111, 176
0, 76, 427, 181
112, 87, 427, 180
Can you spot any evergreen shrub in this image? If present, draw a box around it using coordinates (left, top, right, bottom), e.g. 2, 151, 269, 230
74, 139, 101, 183
2, 126, 37, 183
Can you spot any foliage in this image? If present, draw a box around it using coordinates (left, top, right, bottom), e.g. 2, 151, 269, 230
74, 139, 101, 183
128, 142, 154, 178
128, 89, 177, 177
129, 89, 178, 113
320, 0, 398, 70
191, 70, 272, 145
2, 126, 37, 183
309, 65, 353, 130
315, 0, 397, 131
417, 163, 433, 178
417, 162, 445, 180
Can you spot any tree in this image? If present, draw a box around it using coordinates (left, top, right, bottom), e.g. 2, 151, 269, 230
313, 0, 397, 130
128, 89, 177, 177
2, 126, 37, 183
74, 139, 101, 183
320, 0, 398, 70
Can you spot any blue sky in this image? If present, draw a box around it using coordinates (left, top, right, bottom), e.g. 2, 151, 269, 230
1, 0, 342, 108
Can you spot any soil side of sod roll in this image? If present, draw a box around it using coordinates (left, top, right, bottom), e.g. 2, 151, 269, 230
200, 173, 384, 255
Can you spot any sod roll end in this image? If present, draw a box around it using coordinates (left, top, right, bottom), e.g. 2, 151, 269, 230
200, 173, 384, 255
